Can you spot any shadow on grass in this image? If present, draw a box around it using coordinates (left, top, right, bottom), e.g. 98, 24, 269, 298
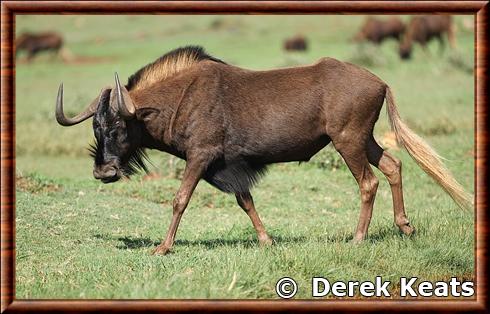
94, 233, 307, 250
94, 225, 414, 251
322, 225, 417, 244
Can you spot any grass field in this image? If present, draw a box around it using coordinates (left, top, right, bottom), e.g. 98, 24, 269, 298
15, 15, 475, 299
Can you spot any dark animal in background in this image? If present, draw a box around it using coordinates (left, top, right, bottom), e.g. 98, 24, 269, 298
283, 35, 308, 51
399, 16, 455, 60
55, 46, 472, 255
16, 31, 64, 61
353, 17, 406, 45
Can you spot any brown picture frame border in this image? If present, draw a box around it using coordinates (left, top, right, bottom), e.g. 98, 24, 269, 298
1, 1, 488, 313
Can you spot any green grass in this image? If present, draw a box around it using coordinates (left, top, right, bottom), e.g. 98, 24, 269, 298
15, 15, 474, 299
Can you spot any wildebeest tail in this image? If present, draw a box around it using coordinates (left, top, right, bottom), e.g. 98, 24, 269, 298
385, 86, 473, 210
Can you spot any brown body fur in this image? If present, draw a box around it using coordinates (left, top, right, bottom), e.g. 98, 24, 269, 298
353, 17, 406, 44
56, 46, 472, 255
399, 15, 455, 59
16, 32, 63, 61
283, 35, 308, 51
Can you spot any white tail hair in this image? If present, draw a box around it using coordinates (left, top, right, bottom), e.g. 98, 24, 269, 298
385, 87, 473, 210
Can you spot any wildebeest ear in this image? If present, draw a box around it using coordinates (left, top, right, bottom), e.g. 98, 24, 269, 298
111, 72, 136, 119
135, 108, 160, 122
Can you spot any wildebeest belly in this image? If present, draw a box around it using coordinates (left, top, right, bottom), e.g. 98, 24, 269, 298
203, 106, 330, 193
203, 135, 330, 194
205, 103, 330, 193
224, 102, 330, 163
203, 133, 330, 194
246, 134, 331, 163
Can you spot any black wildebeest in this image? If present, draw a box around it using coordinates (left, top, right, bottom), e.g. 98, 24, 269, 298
353, 17, 406, 45
399, 16, 455, 60
283, 35, 308, 52
55, 46, 472, 255
16, 31, 64, 61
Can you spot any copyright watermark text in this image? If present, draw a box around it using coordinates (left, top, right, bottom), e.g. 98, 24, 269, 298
275, 276, 474, 299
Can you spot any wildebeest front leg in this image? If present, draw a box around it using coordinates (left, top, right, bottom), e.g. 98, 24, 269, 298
235, 192, 273, 246
152, 159, 205, 255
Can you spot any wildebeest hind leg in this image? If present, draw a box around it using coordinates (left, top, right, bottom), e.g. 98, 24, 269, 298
49, 49, 59, 61
437, 35, 446, 55
367, 138, 415, 236
334, 141, 379, 243
235, 192, 273, 246
153, 159, 206, 255
420, 43, 431, 58
26, 51, 35, 63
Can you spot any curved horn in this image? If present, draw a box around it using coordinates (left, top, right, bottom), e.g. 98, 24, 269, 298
114, 72, 135, 119
55, 83, 100, 126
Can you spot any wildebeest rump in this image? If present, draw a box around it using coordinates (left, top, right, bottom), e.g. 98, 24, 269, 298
55, 46, 473, 255
353, 17, 406, 45
16, 31, 63, 61
399, 15, 455, 59
283, 35, 308, 51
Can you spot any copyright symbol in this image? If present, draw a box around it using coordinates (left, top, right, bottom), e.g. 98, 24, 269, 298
276, 277, 298, 299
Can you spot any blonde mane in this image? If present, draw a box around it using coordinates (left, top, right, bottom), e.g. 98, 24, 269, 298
127, 46, 223, 92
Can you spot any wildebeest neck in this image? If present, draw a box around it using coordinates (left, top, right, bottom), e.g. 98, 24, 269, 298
130, 69, 207, 158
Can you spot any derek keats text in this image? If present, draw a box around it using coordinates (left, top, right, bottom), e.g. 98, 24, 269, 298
311, 277, 474, 298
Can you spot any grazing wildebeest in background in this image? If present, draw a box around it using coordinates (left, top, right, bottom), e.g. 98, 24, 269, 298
55, 46, 472, 255
399, 16, 455, 60
283, 35, 308, 51
16, 31, 64, 61
353, 17, 406, 45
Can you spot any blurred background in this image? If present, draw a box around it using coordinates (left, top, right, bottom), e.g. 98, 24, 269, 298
14, 15, 475, 299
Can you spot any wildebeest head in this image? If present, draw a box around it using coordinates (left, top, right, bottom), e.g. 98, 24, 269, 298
15, 33, 30, 53
352, 17, 376, 42
399, 43, 412, 60
398, 33, 413, 60
55, 73, 148, 183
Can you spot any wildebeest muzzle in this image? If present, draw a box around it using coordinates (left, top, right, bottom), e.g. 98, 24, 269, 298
93, 160, 121, 183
